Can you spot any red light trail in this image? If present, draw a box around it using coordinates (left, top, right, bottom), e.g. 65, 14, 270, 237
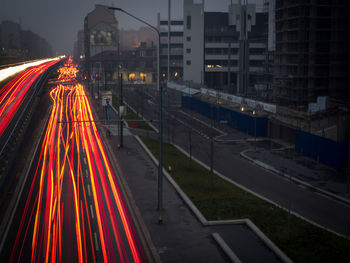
57, 57, 78, 82
9, 63, 144, 262
0, 60, 60, 137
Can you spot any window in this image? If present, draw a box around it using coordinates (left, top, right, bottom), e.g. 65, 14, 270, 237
186, 48, 191, 54
186, 60, 191, 65
187, 15, 191, 29
186, 36, 191, 42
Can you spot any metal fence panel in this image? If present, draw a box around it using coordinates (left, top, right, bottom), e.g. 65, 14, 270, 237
295, 130, 349, 169
182, 96, 268, 137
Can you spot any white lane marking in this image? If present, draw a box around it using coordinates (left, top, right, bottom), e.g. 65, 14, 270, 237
86, 169, 88, 177
87, 184, 91, 197
90, 204, 94, 219
94, 232, 99, 251
83, 157, 87, 165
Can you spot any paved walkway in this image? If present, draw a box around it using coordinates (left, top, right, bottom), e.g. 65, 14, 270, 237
98, 103, 285, 263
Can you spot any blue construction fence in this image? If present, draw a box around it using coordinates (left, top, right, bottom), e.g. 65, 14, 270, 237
295, 130, 349, 169
181, 96, 267, 137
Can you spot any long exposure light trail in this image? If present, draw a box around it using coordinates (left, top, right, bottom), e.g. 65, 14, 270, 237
0, 59, 61, 137
9, 63, 144, 262
0, 57, 64, 82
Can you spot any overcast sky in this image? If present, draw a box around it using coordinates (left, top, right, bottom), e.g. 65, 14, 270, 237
0, 0, 263, 54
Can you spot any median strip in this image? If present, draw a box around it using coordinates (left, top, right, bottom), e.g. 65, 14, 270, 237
138, 135, 350, 263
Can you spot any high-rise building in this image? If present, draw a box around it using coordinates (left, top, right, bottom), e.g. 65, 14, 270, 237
158, 17, 184, 81
272, 0, 350, 108
182, 0, 270, 97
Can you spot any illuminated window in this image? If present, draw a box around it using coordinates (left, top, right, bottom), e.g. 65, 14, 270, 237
129, 73, 135, 80
140, 73, 147, 81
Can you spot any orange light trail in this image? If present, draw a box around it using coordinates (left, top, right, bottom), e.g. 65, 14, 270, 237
9, 62, 145, 262
0, 60, 60, 138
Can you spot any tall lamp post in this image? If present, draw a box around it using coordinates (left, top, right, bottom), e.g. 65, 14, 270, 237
108, 7, 164, 212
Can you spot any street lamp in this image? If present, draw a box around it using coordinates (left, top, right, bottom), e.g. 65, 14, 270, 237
108, 7, 164, 212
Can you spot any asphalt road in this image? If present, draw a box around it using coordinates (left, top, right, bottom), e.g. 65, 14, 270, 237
122, 85, 350, 237
1, 83, 145, 262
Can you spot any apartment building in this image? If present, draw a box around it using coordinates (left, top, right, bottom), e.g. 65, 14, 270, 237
183, 0, 270, 97
272, 0, 350, 108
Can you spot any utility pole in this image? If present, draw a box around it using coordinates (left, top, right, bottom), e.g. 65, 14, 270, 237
168, 0, 171, 82
238, 0, 250, 96
227, 0, 233, 93
210, 137, 214, 189
108, 6, 164, 214
117, 40, 120, 96
119, 74, 123, 147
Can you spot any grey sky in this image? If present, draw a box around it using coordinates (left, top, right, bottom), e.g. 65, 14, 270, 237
0, 0, 263, 54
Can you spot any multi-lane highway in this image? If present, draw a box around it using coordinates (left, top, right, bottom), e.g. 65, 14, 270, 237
0, 59, 61, 137
2, 62, 145, 262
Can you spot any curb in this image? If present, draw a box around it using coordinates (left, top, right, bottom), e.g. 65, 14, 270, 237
240, 150, 350, 207
134, 134, 293, 263
124, 97, 294, 262
94, 98, 161, 263
212, 233, 242, 263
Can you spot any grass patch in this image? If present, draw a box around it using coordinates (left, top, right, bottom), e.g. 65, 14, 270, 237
140, 136, 350, 263
112, 94, 154, 131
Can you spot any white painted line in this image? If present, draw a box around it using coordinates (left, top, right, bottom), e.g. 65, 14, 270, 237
212, 233, 242, 263
90, 204, 94, 219
85, 169, 88, 177
179, 110, 225, 135
94, 232, 99, 251
83, 158, 87, 165
87, 184, 91, 197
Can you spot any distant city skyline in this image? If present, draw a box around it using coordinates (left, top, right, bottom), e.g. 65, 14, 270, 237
0, 0, 263, 54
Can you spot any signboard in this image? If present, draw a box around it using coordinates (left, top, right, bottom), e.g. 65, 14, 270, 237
119, 106, 126, 117
101, 91, 112, 106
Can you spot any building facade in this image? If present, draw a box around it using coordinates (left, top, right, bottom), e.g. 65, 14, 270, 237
183, 0, 204, 84
84, 5, 119, 85
272, 0, 350, 109
0, 20, 52, 64
182, 0, 270, 97
158, 17, 184, 82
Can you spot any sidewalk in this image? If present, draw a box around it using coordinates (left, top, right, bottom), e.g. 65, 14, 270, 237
100, 103, 285, 263
241, 145, 350, 204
